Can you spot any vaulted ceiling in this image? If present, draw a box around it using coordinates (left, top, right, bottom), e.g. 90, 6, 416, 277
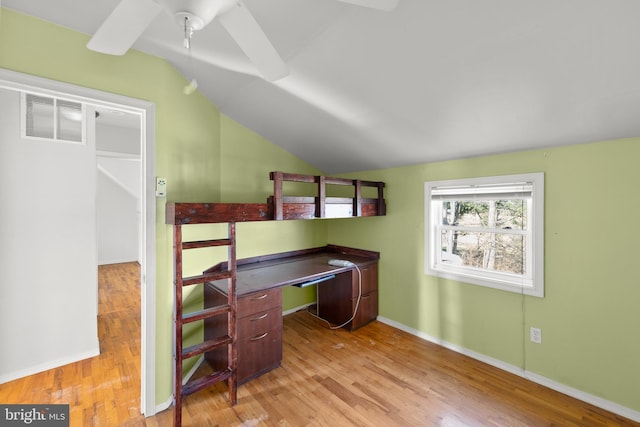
5, 0, 640, 173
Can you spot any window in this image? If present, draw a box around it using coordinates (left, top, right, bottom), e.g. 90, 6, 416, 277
21, 93, 85, 143
425, 173, 544, 297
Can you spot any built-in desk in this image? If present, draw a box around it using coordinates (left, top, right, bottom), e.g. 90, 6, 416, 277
204, 245, 379, 384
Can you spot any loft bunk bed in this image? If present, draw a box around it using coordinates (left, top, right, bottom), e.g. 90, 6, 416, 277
165, 171, 386, 427
166, 171, 386, 224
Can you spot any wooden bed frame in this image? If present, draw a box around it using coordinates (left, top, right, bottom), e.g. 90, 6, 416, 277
166, 171, 385, 224
165, 171, 386, 427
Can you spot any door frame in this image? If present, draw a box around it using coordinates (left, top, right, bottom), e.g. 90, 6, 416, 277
0, 68, 157, 416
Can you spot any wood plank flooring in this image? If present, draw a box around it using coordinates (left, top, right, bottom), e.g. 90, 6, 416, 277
1, 262, 637, 426
0, 262, 144, 426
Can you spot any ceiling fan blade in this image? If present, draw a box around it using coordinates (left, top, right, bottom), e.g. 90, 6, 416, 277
87, 0, 162, 55
218, 1, 289, 81
335, 0, 399, 11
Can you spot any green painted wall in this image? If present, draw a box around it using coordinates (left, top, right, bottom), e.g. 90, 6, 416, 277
4, 7, 639, 417
220, 116, 327, 309
1, 9, 324, 406
330, 139, 640, 413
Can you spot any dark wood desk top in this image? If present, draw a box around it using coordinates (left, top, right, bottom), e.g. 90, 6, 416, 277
206, 245, 378, 296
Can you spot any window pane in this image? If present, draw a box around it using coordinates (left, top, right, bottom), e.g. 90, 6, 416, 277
440, 230, 525, 275
427, 173, 543, 296
25, 94, 54, 139
441, 200, 527, 230
57, 100, 83, 142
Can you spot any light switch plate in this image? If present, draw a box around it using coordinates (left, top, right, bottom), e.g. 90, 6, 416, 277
156, 177, 167, 197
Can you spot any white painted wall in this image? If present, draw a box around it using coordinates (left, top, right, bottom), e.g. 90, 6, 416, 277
97, 156, 141, 264
95, 113, 142, 265
96, 119, 140, 155
0, 88, 99, 382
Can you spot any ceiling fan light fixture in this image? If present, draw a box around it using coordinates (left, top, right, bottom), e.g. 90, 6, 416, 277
89, 0, 394, 80
176, 12, 204, 31
155, 0, 237, 31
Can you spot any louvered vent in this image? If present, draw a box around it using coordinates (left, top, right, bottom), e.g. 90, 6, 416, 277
23, 93, 85, 143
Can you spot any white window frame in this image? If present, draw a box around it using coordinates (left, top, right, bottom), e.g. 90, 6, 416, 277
425, 173, 544, 297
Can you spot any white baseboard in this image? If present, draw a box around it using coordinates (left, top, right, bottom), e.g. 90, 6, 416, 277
0, 347, 100, 384
283, 303, 314, 316
155, 395, 173, 415
182, 355, 204, 385
376, 316, 640, 423
150, 310, 640, 422
98, 257, 139, 266
152, 356, 202, 417
523, 371, 640, 423
152, 355, 206, 416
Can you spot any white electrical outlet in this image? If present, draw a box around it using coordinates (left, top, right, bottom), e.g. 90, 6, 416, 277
530, 327, 542, 344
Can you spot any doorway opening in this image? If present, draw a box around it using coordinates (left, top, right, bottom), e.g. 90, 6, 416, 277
0, 69, 157, 416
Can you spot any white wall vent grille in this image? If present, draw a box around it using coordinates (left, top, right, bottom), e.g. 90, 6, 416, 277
21, 93, 85, 144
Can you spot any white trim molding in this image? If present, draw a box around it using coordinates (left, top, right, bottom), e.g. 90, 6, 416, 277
155, 396, 174, 416
282, 303, 315, 317
377, 316, 640, 423
0, 348, 100, 385
0, 68, 157, 416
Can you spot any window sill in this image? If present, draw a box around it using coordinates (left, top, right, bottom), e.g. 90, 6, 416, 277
426, 267, 543, 298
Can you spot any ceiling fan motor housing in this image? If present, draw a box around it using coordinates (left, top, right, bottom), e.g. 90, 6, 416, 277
155, 0, 238, 30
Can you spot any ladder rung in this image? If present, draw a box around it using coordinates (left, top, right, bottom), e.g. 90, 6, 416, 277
182, 238, 232, 250
181, 271, 232, 287
182, 304, 231, 324
182, 369, 232, 396
182, 335, 232, 360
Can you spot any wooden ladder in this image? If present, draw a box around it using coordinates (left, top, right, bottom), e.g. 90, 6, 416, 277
172, 222, 238, 427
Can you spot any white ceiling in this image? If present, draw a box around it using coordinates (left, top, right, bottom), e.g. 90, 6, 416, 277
6, 0, 640, 173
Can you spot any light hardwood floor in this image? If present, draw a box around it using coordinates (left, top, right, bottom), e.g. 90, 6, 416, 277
1, 262, 637, 426
0, 262, 144, 426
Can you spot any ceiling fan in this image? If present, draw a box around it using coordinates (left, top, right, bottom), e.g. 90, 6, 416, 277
87, 0, 399, 82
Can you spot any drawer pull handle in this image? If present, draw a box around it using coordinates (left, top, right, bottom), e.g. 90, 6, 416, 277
251, 293, 269, 300
250, 332, 268, 341
250, 313, 269, 321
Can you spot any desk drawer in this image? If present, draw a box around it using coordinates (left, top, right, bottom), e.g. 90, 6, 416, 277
237, 323, 282, 383
238, 306, 281, 339
351, 291, 378, 330
238, 288, 282, 315
352, 263, 378, 298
